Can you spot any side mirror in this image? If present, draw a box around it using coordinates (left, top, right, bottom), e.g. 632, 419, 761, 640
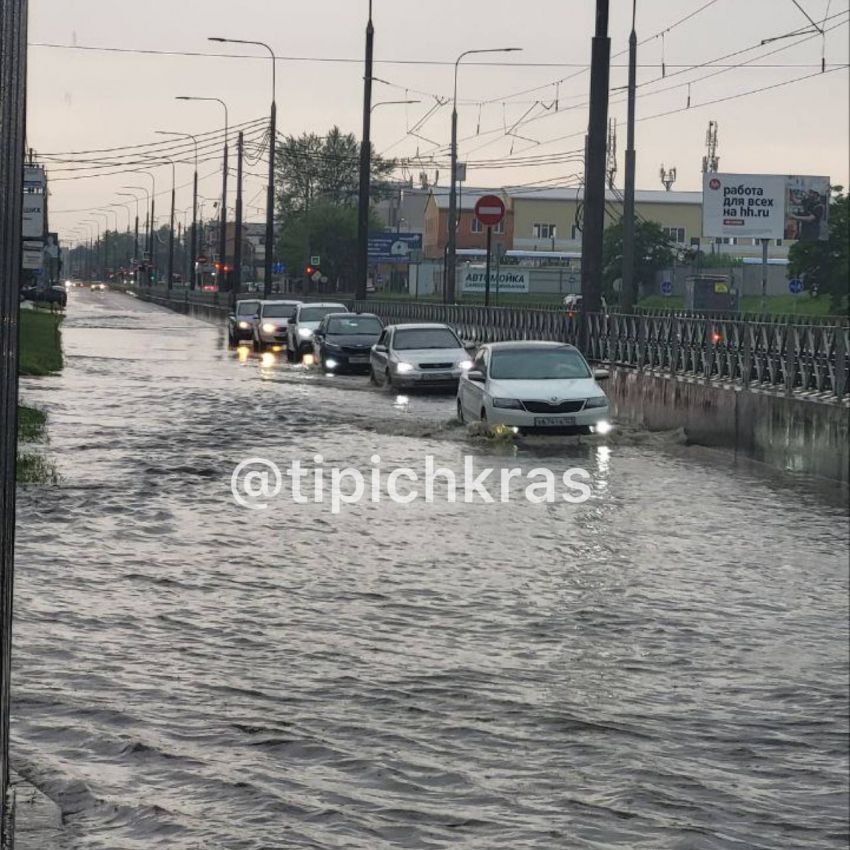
462, 339, 477, 352
593, 369, 610, 381
287, 317, 295, 325
373, 344, 387, 354
466, 370, 485, 383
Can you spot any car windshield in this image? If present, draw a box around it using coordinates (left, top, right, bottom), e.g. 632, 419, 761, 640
327, 316, 383, 335
236, 301, 260, 316
301, 306, 346, 322
490, 349, 591, 380
393, 328, 461, 350
262, 304, 297, 318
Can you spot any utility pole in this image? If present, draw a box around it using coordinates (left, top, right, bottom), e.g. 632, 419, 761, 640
219, 145, 229, 292
621, 0, 638, 311
167, 182, 175, 291
264, 96, 276, 298
580, 0, 611, 338
0, 0, 28, 837
355, 0, 374, 301
233, 131, 244, 296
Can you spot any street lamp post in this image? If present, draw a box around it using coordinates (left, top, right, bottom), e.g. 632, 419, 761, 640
446, 47, 521, 304
82, 218, 102, 279
177, 95, 229, 291
157, 131, 199, 289
208, 37, 276, 298
132, 170, 157, 280
176, 95, 230, 289
118, 191, 141, 271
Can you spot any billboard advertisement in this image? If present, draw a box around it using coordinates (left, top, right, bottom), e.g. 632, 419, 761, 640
22, 194, 45, 238
368, 232, 422, 263
703, 173, 829, 241
461, 267, 529, 294
22, 241, 44, 270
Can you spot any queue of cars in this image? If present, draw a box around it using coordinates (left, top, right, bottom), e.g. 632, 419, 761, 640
228, 298, 611, 435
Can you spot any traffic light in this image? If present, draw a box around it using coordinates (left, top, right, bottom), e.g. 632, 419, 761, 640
305, 264, 316, 278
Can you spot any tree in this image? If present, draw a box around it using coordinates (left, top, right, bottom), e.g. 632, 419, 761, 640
275, 126, 396, 287
602, 219, 675, 303
275, 126, 395, 217
788, 188, 849, 313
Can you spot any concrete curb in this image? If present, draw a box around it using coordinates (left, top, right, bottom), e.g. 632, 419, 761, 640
11, 772, 65, 849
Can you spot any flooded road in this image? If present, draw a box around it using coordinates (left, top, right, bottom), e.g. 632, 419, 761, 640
14, 290, 849, 849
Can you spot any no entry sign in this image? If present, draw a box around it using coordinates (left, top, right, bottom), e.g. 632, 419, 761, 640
474, 195, 506, 228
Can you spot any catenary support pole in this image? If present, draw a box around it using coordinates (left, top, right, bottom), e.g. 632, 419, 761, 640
580, 0, 611, 350
355, 0, 374, 301
485, 226, 492, 308
621, 0, 638, 311
234, 131, 244, 297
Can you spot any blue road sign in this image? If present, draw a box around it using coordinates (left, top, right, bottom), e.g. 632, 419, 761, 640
661, 280, 673, 296
272, 262, 286, 275
789, 278, 803, 294
368, 232, 423, 263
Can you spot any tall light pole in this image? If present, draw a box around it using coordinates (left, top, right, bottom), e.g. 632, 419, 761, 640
177, 95, 229, 290
156, 131, 199, 289
118, 191, 141, 270
580, 0, 611, 337
355, 0, 375, 301
132, 170, 157, 280
621, 0, 638, 311
208, 38, 277, 298
446, 47, 522, 304
82, 218, 102, 279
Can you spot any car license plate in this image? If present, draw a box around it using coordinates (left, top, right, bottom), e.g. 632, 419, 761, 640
534, 416, 576, 427
425, 372, 452, 380
349, 355, 369, 364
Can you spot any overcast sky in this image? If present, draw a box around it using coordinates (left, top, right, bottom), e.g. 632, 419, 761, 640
27, 0, 850, 241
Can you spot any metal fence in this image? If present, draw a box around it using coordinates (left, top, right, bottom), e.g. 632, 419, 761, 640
124, 286, 850, 403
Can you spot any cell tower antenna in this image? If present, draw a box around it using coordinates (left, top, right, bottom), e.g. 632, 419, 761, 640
606, 118, 618, 189
660, 164, 677, 191
702, 120, 720, 174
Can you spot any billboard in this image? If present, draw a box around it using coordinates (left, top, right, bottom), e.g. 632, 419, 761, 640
22, 195, 45, 238
23, 166, 46, 190
22, 241, 44, 270
368, 232, 422, 263
461, 267, 529, 294
703, 173, 829, 241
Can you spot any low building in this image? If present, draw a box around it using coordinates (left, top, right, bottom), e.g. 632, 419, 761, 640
423, 190, 514, 260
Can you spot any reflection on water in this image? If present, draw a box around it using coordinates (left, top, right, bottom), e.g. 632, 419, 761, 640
13, 290, 850, 850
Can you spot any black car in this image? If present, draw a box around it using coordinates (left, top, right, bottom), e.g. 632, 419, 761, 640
20, 283, 67, 307
227, 298, 262, 346
312, 313, 384, 372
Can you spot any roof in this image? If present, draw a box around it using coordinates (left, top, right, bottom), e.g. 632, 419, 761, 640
300, 302, 348, 308
387, 322, 453, 331
429, 190, 505, 212
486, 341, 579, 351
507, 187, 703, 205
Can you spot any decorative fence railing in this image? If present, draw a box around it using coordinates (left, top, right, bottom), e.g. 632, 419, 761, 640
121, 286, 849, 403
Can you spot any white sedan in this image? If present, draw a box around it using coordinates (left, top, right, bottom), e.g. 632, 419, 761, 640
457, 341, 612, 434
369, 323, 472, 389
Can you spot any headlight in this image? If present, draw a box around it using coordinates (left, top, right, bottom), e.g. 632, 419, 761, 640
584, 397, 608, 409
458, 359, 473, 370
395, 362, 415, 374
298, 327, 313, 338
262, 323, 277, 333
325, 358, 338, 370
238, 321, 250, 329
593, 420, 613, 435
492, 398, 523, 409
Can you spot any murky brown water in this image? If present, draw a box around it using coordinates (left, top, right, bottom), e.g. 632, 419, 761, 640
13, 290, 849, 849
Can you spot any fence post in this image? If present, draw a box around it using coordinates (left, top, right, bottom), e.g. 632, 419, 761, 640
742, 323, 752, 390
835, 327, 847, 403
784, 324, 796, 397
704, 319, 712, 386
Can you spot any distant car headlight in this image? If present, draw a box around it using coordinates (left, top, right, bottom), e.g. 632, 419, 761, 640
584, 397, 609, 409
458, 359, 473, 370
262, 323, 278, 333
238, 321, 250, 330
298, 327, 313, 338
492, 397, 523, 409
395, 362, 415, 374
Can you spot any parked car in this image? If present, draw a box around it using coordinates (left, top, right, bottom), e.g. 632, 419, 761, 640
227, 298, 262, 346
253, 300, 302, 351
457, 341, 611, 434
20, 283, 67, 307
286, 302, 349, 361
312, 312, 384, 372
369, 323, 472, 390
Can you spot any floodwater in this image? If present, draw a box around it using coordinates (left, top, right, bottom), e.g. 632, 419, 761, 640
13, 290, 849, 849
